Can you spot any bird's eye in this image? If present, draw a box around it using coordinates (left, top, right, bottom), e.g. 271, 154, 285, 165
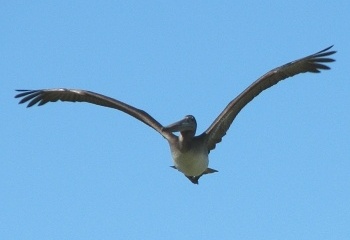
185, 115, 194, 121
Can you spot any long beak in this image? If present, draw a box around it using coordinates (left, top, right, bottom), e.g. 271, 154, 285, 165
162, 118, 192, 132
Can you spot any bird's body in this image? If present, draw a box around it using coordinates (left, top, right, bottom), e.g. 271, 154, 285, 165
15, 46, 336, 184
171, 144, 209, 177
169, 136, 208, 175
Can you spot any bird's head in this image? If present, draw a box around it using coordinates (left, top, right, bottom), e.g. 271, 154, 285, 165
162, 115, 197, 136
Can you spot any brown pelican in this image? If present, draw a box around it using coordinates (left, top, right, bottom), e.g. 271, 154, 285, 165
15, 46, 336, 184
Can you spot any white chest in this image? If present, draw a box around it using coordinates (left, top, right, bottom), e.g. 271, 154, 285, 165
171, 149, 209, 176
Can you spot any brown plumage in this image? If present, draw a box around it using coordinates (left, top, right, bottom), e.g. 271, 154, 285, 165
15, 46, 336, 184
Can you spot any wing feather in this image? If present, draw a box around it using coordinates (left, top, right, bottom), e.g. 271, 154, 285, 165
202, 46, 336, 151
15, 88, 175, 140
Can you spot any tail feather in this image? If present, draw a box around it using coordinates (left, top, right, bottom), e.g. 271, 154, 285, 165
170, 166, 218, 184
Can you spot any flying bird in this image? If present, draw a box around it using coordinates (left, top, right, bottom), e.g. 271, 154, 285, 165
15, 46, 336, 184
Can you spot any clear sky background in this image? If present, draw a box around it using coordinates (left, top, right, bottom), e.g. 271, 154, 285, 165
2, 1, 349, 239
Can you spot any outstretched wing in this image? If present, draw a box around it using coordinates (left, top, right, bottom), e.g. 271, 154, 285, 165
15, 88, 175, 140
202, 46, 336, 151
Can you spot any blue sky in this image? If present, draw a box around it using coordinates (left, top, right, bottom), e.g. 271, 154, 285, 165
2, 1, 349, 239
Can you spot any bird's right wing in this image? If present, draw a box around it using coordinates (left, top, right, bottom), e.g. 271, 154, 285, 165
15, 88, 176, 141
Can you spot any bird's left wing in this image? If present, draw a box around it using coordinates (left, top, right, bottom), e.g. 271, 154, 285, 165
201, 46, 336, 151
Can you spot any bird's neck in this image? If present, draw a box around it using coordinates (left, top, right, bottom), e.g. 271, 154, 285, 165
178, 131, 195, 152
